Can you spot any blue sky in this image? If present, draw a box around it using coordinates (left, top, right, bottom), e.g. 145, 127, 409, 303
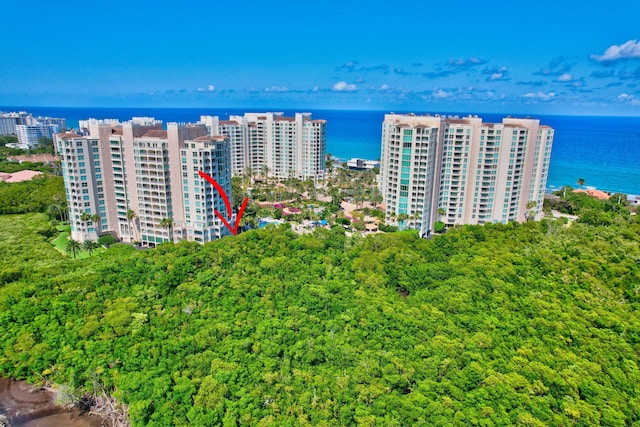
2, 0, 640, 115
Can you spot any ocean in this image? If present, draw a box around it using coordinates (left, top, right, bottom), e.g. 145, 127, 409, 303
4, 106, 640, 195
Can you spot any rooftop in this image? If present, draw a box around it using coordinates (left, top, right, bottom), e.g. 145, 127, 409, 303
57, 132, 82, 140
141, 130, 168, 139
0, 170, 43, 183
193, 135, 227, 142
7, 154, 58, 163
573, 188, 611, 200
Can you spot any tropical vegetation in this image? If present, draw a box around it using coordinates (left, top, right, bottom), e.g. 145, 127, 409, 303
0, 190, 639, 425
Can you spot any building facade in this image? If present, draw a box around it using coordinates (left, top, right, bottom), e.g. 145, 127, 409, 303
1, 111, 66, 141
380, 114, 554, 234
0, 112, 23, 135
56, 118, 234, 245
200, 112, 326, 180
380, 114, 442, 237
16, 124, 60, 149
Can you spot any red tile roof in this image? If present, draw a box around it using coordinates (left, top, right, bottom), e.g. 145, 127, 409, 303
0, 170, 43, 183
57, 132, 82, 140
573, 189, 610, 200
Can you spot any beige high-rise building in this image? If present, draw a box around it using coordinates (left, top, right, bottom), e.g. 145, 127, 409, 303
200, 112, 327, 180
56, 117, 233, 245
380, 114, 554, 235
199, 115, 248, 177
380, 114, 442, 237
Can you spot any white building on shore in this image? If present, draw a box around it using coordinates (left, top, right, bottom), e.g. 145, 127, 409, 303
346, 158, 380, 170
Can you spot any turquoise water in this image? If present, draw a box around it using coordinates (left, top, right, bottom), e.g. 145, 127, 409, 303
5, 106, 640, 195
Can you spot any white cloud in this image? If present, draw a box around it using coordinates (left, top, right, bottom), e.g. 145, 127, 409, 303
557, 73, 573, 82
490, 73, 504, 81
591, 39, 640, 62
378, 84, 391, 92
617, 93, 640, 105
522, 91, 556, 101
197, 84, 215, 92
264, 86, 288, 92
333, 81, 358, 92
431, 89, 452, 99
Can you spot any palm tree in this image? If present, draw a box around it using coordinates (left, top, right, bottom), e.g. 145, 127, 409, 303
388, 211, 397, 224
243, 166, 253, 187
325, 153, 335, 176
330, 188, 342, 206
79, 212, 91, 239
52, 194, 68, 222
369, 187, 383, 208
91, 213, 101, 233
437, 207, 446, 222
577, 178, 586, 189
353, 188, 366, 209
160, 217, 174, 242
525, 201, 537, 221
397, 213, 409, 229
80, 211, 91, 223
126, 209, 137, 242
410, 212, 421, 229
83, 240, 98, 256
66, 239, 81, 259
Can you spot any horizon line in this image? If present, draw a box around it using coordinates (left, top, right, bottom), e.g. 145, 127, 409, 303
1, 104, 639, 119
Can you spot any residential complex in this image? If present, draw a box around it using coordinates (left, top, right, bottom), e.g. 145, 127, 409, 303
200, 112, 327, 180
1, 111, 66, 148
380, 113, 554, 235
0, 111, 31, 135
56, 118, 234, 245
56, 112, 326, 245
16, 124, 60, 149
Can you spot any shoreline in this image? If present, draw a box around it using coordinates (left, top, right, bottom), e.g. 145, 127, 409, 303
0, 378, 104, 427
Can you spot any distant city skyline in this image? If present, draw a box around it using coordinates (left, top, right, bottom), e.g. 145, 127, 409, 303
2, 1, 640, 115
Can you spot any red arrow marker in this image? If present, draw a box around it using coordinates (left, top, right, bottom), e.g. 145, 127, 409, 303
198, 170, 249, 235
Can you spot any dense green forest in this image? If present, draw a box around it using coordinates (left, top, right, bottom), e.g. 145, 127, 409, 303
1, 209, 639, 426
0, 175, 65, 215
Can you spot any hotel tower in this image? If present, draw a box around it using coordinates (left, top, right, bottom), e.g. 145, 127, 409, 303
56, 118, 234, 245
57, 112, 326, 244
380, 114, 554, 235
200, 112, 327, 181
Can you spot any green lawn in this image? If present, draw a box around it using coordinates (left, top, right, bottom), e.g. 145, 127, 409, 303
51, 225, 70, 253
51, 225, 105, 259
